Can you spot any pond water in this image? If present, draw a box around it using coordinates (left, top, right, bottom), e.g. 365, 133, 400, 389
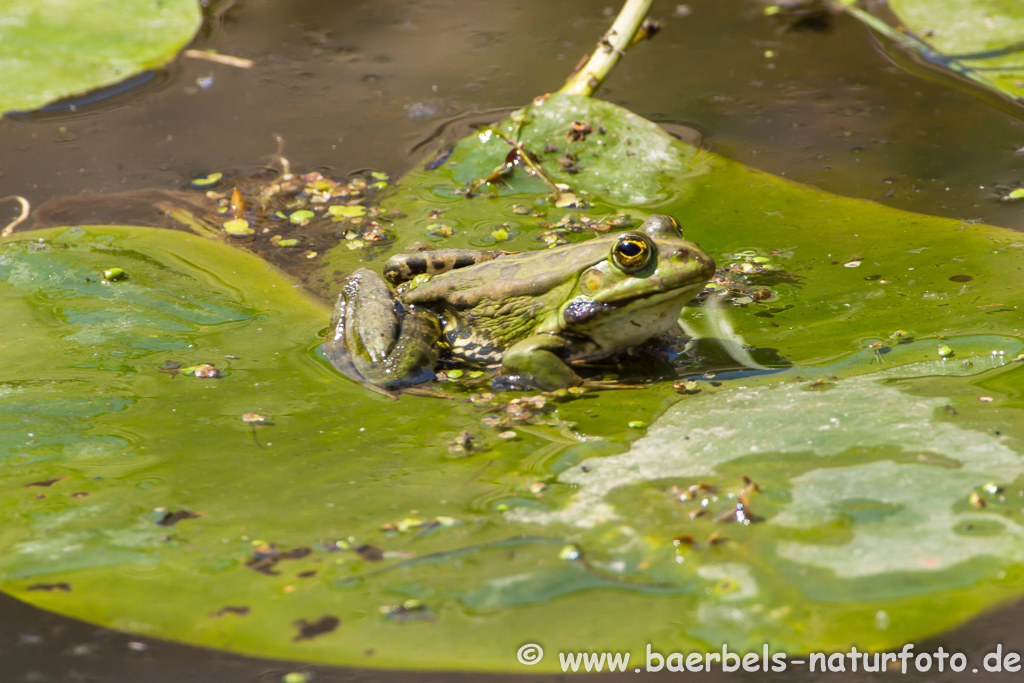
2, 0, 1024, 681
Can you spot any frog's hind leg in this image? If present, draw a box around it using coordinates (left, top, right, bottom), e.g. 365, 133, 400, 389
323, 268, 441, 391
383, 248, 506, 284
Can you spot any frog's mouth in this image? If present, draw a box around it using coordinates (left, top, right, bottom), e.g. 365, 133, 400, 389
563, 282, 706, 325
602, 281, 707, 310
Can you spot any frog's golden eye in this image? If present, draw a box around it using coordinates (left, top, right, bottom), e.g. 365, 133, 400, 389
611, 233, 655, 274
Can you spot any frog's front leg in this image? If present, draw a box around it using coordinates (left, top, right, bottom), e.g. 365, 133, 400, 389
501, 334, 583, 390
323, 268, 441, 390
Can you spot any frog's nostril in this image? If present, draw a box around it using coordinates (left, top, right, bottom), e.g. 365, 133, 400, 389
673, 249, 690, 261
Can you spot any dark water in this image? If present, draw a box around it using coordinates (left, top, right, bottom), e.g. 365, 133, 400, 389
2, 0, 1023, 680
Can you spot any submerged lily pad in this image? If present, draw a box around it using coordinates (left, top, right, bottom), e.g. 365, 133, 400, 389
0, 0, 202, 115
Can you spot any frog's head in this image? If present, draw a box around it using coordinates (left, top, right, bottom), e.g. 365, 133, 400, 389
560, 214, 715, 349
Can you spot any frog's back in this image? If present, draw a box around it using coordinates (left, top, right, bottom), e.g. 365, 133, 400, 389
398, 240, 610, 358
399, 240, 609, 309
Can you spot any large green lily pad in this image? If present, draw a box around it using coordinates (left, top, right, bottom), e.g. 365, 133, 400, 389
0, 0, 202, 115
4, 93, 1024, 672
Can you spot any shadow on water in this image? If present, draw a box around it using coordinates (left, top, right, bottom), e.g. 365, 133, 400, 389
3, 0, 1024, 680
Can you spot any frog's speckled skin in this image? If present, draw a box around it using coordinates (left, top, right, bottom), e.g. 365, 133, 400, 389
324, 215, 715, 391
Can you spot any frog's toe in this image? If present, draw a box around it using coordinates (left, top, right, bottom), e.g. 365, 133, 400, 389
501, 335, 583, 391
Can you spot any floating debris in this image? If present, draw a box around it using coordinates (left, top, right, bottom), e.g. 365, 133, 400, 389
673, 379, 699, 394
24, 477, 64, 488
102, 267, 127, 281
190, 172, 223, 188
380, 599, 433, 623
185, 364, 222, 378
246, 545, 312, 575
355, 544, 385, 562
292, 616, 339, 642
229, 188, 246, 217
27, 583, 71, 592
554, 192, 588, 209
566, 120, 593, 142
448, 430, 475, 454
426, 223, 455, 238
223, 218, 253, 236
209, 605, 250, 617
559, 544, 581, 561
157, 510, 201, 527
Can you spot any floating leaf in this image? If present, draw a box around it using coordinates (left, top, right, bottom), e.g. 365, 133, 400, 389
222, 219, 253, 236
0, 0, 202, 115
327, 205, 366, 218
844, 0, 1024, 105
8, 92, 1024, 673
190, 172, 223, 189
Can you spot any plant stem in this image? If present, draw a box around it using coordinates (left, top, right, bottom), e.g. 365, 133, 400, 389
559, 0, 654, 97
0, 196, 30, 238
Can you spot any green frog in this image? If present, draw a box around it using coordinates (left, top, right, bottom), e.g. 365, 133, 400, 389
323, 214, 715, 392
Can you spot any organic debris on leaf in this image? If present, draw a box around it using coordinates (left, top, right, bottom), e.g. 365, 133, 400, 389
292, 615, 339, 641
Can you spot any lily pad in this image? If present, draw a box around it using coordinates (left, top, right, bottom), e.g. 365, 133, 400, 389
0, 0, 202, 115
842, 0, 1024, 105
6, 93, 1024, 672
315, 93, 1024, 367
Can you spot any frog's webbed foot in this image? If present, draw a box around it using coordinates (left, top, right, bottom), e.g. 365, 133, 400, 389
498, 334, 583, 391
323, 268, 441, 391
